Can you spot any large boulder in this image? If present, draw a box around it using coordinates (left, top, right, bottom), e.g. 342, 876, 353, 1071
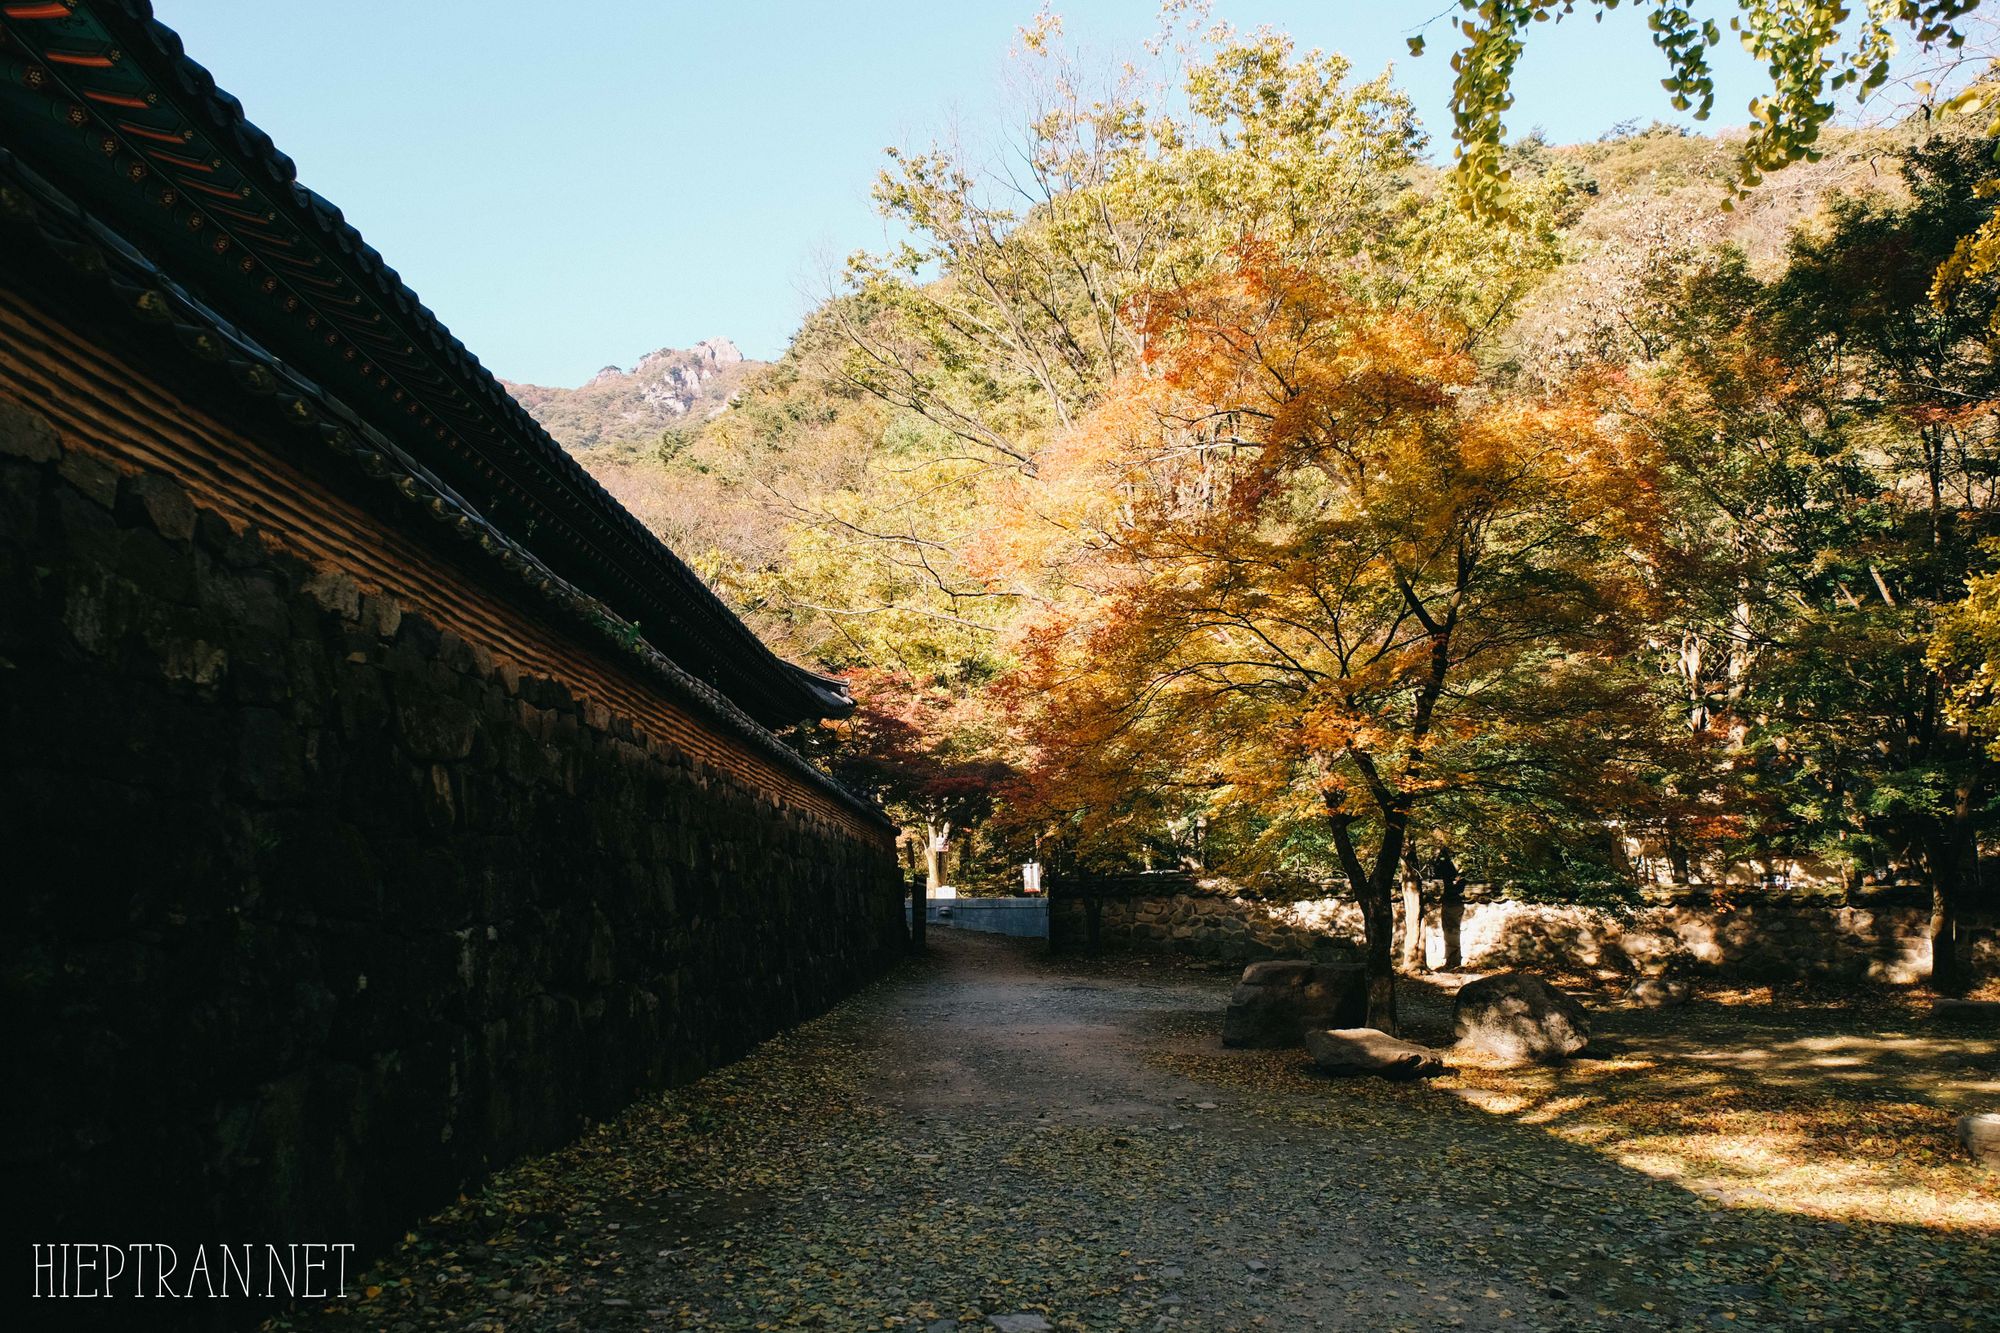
1221, 960, 1367, 1048
1959, 1113, 2000, 1170
1304, 1028, 1447, 1080
1453, 971, 1591, 1063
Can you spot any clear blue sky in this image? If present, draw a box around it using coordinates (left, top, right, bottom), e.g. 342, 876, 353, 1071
158, 2, 1772, 387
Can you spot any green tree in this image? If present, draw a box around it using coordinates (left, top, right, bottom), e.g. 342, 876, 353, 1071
1633, 136, 2000, 990
1420, 0, 1982, 213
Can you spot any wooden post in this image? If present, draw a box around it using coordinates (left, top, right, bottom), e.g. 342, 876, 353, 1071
909, 873, 926, 953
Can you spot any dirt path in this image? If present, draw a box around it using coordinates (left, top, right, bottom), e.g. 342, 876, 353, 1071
291, 929, 1998, 1333
851, 931, 1575, 1331
862, 929, 1221, 1120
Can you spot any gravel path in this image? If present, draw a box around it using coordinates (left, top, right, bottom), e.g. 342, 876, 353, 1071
288, 929, 1997, 1332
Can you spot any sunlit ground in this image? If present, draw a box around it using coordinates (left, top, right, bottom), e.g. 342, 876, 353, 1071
1159, 976, 2000, 1232
1450, 1020, 2000, 1231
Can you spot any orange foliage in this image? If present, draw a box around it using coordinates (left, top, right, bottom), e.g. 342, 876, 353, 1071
994, 246, 1658, 1026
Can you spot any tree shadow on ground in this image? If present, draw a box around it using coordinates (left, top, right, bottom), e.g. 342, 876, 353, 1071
1149, 966, 1999, 1329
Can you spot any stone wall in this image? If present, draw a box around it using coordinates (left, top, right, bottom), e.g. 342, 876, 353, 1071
1053, 891, 1361, 965
1, 357, 904, 1277
1053, 886, 1998, 987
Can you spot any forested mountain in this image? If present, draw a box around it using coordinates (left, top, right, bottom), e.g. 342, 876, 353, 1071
538, 25, 2000, 1019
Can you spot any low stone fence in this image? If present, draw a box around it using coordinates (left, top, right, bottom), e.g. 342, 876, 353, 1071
1052, 882, 1999, 986
911, 896, 1050, 939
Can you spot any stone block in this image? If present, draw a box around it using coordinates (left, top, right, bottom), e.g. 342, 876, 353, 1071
1623, 976, 1692, 1008
302, 569, 362, 620
117, 472, 197, 543
0, 398, 61, 462
0, 461, 42, 548
237, 707, 311, 803
201, 565, 289, 634
116, 526, 196, 603
396, 690, 478, 762
358, 592, 402, 640
57, 450, 119, 509
1935, 999, 2000, 1025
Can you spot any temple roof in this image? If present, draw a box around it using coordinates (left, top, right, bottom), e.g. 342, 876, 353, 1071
0, 0, 851, 726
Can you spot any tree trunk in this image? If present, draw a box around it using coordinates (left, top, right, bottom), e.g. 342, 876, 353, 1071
1932, 882, 1964, 995
1400, 847, 1427, 973
909, 874, 926, 953
1438, 850, 1465, 971
1328, 811, 1403, 1036
1358, 884, 1398, 1033
924, 820, 952, 894
1929, 793, 1978, 996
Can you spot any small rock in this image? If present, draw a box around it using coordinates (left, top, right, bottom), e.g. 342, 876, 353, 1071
1194, 1101, 1218, 1110
989, 1315, 1052, 1332
1246, 1259, 1269, 1273
1622, 976, 1692, 1009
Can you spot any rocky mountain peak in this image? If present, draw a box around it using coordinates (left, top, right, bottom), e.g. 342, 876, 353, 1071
503, 338, 766, 453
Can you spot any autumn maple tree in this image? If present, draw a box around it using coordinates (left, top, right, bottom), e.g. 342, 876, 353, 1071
1005, 248, 1651, 1029
826, 669, 1012, 897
